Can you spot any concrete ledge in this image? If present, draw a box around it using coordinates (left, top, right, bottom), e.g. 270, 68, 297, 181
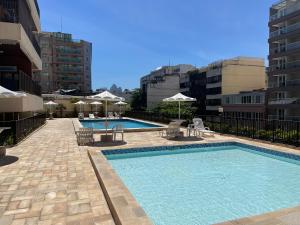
88, 150, 153, 225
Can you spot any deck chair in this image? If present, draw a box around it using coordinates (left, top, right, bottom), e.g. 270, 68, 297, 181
89, 113, 95, 119
78, 113, 84, 119
108, 112, 114, 118
76, 128, 94, 145
160, 121, 183, 139
188, 118, 215, 137
112, 125, 124, 141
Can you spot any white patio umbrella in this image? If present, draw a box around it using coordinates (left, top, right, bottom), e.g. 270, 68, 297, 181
89, 91, 124, 135
163, 93, 196, 120
44, 101, 58, 114
0, 85, 26, 98
115, 101, 127, 115
74, 100, 86, 113
90, 101, 102, 114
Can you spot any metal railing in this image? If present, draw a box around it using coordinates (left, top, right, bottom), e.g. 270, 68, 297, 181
270, 1, 300, 21
269, 60, 300, 72
0, 71, 41, 96
0, 114, 46, 145
268, 98, 300, 105
125, 111, 300, 146
270, 21, 300, 38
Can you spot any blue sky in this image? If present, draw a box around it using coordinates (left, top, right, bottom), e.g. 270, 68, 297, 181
39, 0, 274, 90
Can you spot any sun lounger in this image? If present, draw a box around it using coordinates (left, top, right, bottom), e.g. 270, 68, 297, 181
76, 128, 94, 145
108, 112, 114, 118
160, 121, 183, 139
112, 125, 124, 141
78, 113, 84, 119
89, 113, 95, 119
188, 118, 215, 137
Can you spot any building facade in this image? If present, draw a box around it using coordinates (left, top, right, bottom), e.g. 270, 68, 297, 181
205, 57, 266, 115
140, 64, 196, 109
222, 90, 266, 119
180, 68, 207, 115
0, 0, 43, 120
33, 32, 92, 94
267, 0, 300, 120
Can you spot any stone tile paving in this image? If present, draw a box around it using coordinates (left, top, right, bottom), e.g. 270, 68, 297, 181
2, 118, 300, 225
0, 119, 115, 225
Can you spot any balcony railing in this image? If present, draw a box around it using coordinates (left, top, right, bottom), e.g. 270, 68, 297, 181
269, 79, 300, 88
269, 60, 300, 71
270, 21, 300, 38
270, 1, 300, 21
0, 71, 41, 96
269, 98, 300, 105
270, 41, 300, 54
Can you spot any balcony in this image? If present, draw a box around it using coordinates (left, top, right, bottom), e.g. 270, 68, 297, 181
0, 70, 41, 96
269, 98, 300, 105
270, 41, 300, 57
269, 60, 300, 72
56, 68, 83, 73
270, 21, 300, 38
270, 1, 300, 22
269, 79, 300, 89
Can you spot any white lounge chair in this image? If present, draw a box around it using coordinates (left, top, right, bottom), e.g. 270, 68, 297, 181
108, 112, 114, 119
89, 113, 95, 119
160, 121, 183, 139
114, 112, 120, 118
78, 113, 84, 119
76, 128, 94, 145
112, 125, 124, 141
188, 118, 215, 137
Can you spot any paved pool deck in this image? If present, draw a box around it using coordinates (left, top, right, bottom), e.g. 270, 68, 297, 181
1, 118, 300, 225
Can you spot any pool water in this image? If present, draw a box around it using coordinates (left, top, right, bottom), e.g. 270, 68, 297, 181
80, 119, 161, 129
106, 145, 300, 225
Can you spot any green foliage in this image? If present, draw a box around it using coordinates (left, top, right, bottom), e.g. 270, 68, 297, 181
56, 103, 66, 117
152, 102, 197, 119
130, 88, 146, 111
70, 98, 80, 104
0, 131, 14, 146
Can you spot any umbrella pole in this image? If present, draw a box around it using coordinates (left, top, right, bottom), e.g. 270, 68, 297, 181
106, 100, 108, 136
179, 101, 181, 120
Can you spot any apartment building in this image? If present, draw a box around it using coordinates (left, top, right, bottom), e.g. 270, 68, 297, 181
33, 32, 92, 94
206, 57, 266, 115
140, 64, 196, 109
222, 90, 266, 119
268, 0, 300, 120
180, 68, 207, 115
0, 0, 43, 119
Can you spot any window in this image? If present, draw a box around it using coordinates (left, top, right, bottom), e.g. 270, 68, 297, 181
255, 95, 261, 103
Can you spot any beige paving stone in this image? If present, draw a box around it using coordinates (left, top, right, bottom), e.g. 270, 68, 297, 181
0, 119, 115, 225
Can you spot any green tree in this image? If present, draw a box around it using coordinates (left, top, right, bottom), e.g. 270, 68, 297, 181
152, 102, 197, 119
130, 88, 146, 111
56, 104, 66, 118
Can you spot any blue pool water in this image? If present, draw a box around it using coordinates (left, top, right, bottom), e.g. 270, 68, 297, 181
80, 119, 161, 129
106, 144, 300, 225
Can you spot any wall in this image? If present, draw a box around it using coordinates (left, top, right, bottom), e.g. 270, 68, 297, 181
146, 75, 180, 109
222, 58, 266, 95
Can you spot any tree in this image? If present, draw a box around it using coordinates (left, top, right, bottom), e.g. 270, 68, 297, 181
56, 104, 66, 118
130, 88, 146, 111
152, 102, 197, 119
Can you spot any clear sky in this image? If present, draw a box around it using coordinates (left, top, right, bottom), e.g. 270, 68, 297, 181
39, 0, 274, 90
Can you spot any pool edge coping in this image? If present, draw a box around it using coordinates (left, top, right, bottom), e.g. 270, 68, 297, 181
89, 140, 300, 225
88, 149, 154, 225
78, 117, 167, 133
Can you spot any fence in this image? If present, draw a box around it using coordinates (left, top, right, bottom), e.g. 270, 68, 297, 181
125, 111, 300, 146
0, 114, 46, 145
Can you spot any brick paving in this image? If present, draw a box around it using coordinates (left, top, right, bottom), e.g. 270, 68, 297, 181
0, 119, 115, 225
1, 118, 300, 225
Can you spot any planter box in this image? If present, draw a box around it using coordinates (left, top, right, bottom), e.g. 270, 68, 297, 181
0, 146, 6, 158
101, 135, 113, 142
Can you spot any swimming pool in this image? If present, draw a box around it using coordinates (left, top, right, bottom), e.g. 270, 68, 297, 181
80, 119, 161, 130
104, 143, 300, 225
